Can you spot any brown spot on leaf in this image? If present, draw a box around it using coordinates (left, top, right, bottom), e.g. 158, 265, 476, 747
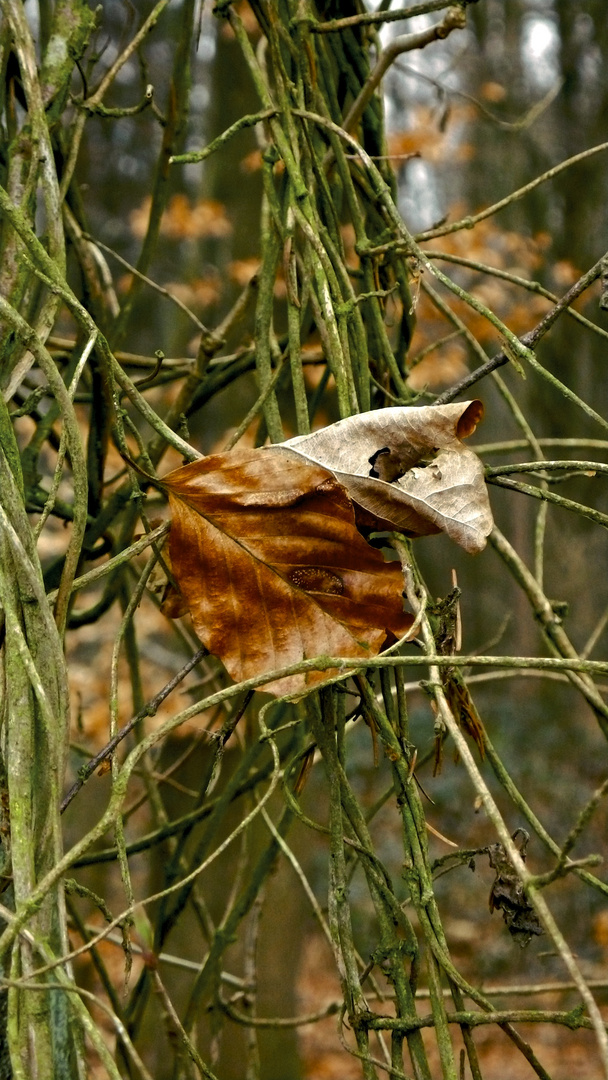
289, 567, 344, 595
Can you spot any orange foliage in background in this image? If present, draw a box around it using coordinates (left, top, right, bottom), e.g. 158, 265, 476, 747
405, 217, 560, 389
480, 81, 507, 102
130, 194, 233, 241
163, 272, 224, 311
388, 104, 477, 166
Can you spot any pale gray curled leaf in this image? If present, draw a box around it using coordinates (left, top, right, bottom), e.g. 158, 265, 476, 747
278, 401, 493, 554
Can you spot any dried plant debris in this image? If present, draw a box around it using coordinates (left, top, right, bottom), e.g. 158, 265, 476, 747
487, 830, 544, 948
161, 404, 493, 694
162, 448, 412, 696
281, 401, 493, 553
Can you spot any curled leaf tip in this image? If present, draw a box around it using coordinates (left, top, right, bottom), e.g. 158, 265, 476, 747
456, 399, 485, 439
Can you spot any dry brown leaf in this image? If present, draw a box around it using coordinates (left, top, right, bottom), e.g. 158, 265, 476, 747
487, 831, 544, 948
279, 402, 493, 553
162, 449, 412, 697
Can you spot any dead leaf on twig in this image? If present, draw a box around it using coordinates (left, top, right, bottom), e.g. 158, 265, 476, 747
487, 830, 544, 948
162, 449, 412, 697
279, 401, 493, 553
160, 403, 492, 696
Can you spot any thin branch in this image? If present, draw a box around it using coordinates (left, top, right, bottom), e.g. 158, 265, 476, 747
84, 233, 208, 332
170, 108, 278, 164
486, 474, 608, 530
433, 251, 607, 404
309, 1, 468, 33
391, 536, 608, 1074
415, 143, 608, 242
341, 6, 467, 137
365, 1009, 606, 1034
422, 248, 608, 343
60, 646, 208, 813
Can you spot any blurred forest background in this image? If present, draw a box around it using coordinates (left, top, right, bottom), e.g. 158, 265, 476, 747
1, 1, 608, 1079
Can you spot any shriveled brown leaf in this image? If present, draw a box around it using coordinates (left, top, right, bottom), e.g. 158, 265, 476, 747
279, 401, 493, 553
163, 449, 412, 697
487, 831, 544, 948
